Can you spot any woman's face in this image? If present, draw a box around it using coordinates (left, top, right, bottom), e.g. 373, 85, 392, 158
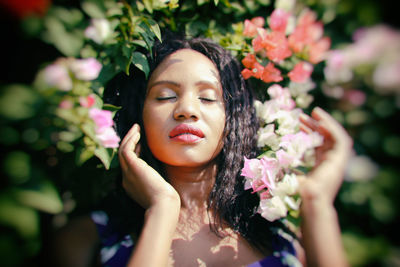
142, 49, 226, 168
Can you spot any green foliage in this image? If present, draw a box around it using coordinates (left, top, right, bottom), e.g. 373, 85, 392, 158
0, 0, 398, 266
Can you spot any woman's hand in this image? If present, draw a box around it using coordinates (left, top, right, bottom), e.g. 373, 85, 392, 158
119, 124, 181, 267
298, 107, 352, 267
299, 107, 353, 204
118, 123, 180, 210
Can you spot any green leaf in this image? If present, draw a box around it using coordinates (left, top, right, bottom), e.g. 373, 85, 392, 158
42, 17, 84, 57
0, 194, 39, 238
50, 7, 84, 27
56, 108, 81, 125
0, 85, 40, 121
103, 103, 122, 112
131, 39, 147, 48
147, 19, 162, 41
94, 146, 112, 169
81, 1, 106, 18
14, 181, 63, 214
122, 44, 133, 58
3, 151, 31, 185
132, 51, 150, 78
142, 0, 153, 13
76, 146, 95, 165
81, 122, 97, 141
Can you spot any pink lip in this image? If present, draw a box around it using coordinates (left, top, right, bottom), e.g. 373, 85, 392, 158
169, 124, 205, 143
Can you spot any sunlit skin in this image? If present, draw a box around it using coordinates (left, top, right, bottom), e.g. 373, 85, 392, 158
143, 49, 226, 169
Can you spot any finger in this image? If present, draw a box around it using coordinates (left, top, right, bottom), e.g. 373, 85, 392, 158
300, 113, 332, 140
121, 130, 140, 155
311, 108, 348, 141
119, 124, 140, 151
299, 121, 313, 134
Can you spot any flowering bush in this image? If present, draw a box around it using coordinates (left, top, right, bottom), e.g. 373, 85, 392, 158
1, 0, 399, 266
238, 6, 330, 223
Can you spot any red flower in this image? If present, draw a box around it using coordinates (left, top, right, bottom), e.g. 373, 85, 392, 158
308, 36, 331, 64
261, 62, 283, 83
287, 9, 330, 62
269, 9, 290, 33
241, 69, 254, 79
288, 62, 313, 83
241, 61, 264, 80
243, 17, 265, 37
263, 31, 292, 62
252, 28, 268, 52
242, 53, 258, 69
0, 0, 51, 18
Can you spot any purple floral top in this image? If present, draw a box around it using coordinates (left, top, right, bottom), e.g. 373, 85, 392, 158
91, 211, 302, 267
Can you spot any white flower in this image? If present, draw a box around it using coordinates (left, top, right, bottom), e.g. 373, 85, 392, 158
274, 0, 296, 12
345, 155, 378, 181
259, 196, 288, 221
84, 18, 112, 44
257, 124, 280, 150
273, 173, 299, 196
274, 109, 301, 135
295, 93, 314, 109
254, 100, 280, 124
288, 80, 316, 97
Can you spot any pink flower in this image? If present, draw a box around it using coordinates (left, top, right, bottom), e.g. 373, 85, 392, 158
243, 17, 265, 37
276, 149, 294, 168
344, 90, 366, 106
70, 58, 102, 81
59, 99, 73, 109
96, 127, 120, 148
297, 8, 317, 27
269, 9, 290, 33
79, 94, 96, 108
263, 31, 292, 62
288, 62, 313, 83
261, 62, 283, 83
241, 156, 280, 192
44, 63, 72, 91
278, 132, 315, 167
89, 108, 114, 133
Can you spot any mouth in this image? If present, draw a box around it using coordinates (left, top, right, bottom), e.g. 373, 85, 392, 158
169, 124, 205, 142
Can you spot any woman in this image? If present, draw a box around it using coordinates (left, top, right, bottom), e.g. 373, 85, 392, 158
50, 34, 352, 267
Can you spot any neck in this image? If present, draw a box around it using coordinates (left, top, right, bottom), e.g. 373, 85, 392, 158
164, 161, 217, 211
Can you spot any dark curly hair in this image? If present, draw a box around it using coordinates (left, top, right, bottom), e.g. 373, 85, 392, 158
102, 32, 288, 254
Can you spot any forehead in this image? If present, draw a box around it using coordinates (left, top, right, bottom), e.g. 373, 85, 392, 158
148, 49, 220, 83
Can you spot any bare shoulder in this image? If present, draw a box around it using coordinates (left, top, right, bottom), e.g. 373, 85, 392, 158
44, 214, 101, 267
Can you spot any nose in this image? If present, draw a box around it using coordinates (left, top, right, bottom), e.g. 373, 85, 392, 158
173, 93, 200, 121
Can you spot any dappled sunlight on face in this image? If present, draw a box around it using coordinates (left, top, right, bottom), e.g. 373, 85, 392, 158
142, 49, 226, 168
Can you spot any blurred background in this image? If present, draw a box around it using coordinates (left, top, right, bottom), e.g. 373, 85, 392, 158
0, 0, 399, 266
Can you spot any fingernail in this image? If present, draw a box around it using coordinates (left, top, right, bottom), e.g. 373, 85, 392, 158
299, 113, 309, 120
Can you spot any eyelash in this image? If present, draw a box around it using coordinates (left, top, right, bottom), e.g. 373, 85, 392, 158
156, 96, 176, 101
156, 97, 216, 102
199, 97, 216, 102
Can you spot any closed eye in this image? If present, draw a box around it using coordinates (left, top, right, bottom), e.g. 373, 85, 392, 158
156, 96, 177, 101
199, 97, 216, 102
